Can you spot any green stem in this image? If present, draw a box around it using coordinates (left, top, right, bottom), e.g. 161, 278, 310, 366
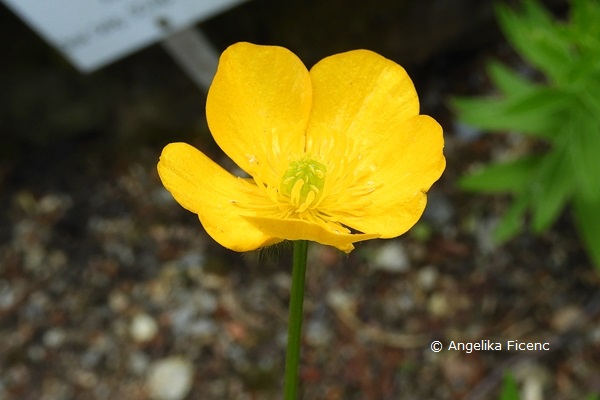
284, 240, 308, 400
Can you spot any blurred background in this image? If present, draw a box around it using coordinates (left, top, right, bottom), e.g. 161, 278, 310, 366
1, 0, 599, 399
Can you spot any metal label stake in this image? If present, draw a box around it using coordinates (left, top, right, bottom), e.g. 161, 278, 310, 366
160, 26, 219, 91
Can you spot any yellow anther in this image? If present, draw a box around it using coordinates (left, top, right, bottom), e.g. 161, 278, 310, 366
280, 157, 327, 210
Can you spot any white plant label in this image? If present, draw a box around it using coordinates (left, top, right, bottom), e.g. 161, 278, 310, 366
1, 0, 245, 72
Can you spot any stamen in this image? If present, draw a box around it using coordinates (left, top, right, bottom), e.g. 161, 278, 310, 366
298, 191, 315, 213
290, 179, 304, 206
279, 157, 327, 211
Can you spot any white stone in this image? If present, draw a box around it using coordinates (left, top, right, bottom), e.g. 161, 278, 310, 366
130, 313, 158, 343
417, 265, 438, 291
108, 290, 129, 312
305, 319, 332, 348
428, 294, 449, 317
372, 242, 410, 273
43, 328, 66, 348
147, 357, 195, 400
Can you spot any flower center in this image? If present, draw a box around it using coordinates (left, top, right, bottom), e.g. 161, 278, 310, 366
280, 157, 327, 212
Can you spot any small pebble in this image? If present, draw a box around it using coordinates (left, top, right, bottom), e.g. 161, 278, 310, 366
108, 290, 130, 312
146, 357, 194, 400
188, 319, 217, 341
153, 188, 177, 205
428, 293, 450, 317
453, 121, 482, 142
372, 241, 410, 273
590, 325, 600, 344
37, 194, 72, 215
417, 266, 438, 291
130, 313, 159, 343
129, 351, 150, 375
193, 290, 218, 315
24, 245, 46, 272
513, 362, 550, 400
43, 328, 66, 348
551, 306, 583, 332
327, 290, 355, 312
72, 370, 98, 389
423, 192, 454, 227
305, 319, 333, 348
0, 280, 15, 309
170, 304, 196, 335
27, 345, 47, 362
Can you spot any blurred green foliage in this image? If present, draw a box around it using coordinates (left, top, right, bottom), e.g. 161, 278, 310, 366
453, 0, 600, 268
499, 372, 519, 400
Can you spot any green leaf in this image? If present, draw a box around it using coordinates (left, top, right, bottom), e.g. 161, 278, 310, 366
495, 0, 572, 83
452, 88, 568, 138
530, 150, 574, 233
573, 194, 600, 269
579, 78, 600, 115
495, 194, 530, 242
504, 87, 567, 116
460, 156, 541, 194
487, 61, 536, 97
570, 0, 600, 50
566, 107, 600, 202
571, 0, 594, 32
564, 104, 600, 269
522, 0, 558, 25
455, 0, 600, 263
500, 372, 520, 400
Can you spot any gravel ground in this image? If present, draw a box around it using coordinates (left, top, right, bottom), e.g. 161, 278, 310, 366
1, 119, 599, 400
1, 2, 599, 398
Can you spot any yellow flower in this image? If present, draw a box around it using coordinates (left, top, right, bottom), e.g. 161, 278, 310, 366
158, 42, 445, 253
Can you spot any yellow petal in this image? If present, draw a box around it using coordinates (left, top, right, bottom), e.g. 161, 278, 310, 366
243, 215, 379, 253
206, 42, 312, 186
329, 115, 446, 237
305, 49, 419, 163
157, 142, 282, 252
305, 49, 444, 238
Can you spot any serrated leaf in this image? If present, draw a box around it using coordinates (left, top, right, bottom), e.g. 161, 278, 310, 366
500, 372, 520, 400
487, 61, 536, 97
494, 194, 530, 242
460, 156, 541, 194
573, 194, 600, 269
